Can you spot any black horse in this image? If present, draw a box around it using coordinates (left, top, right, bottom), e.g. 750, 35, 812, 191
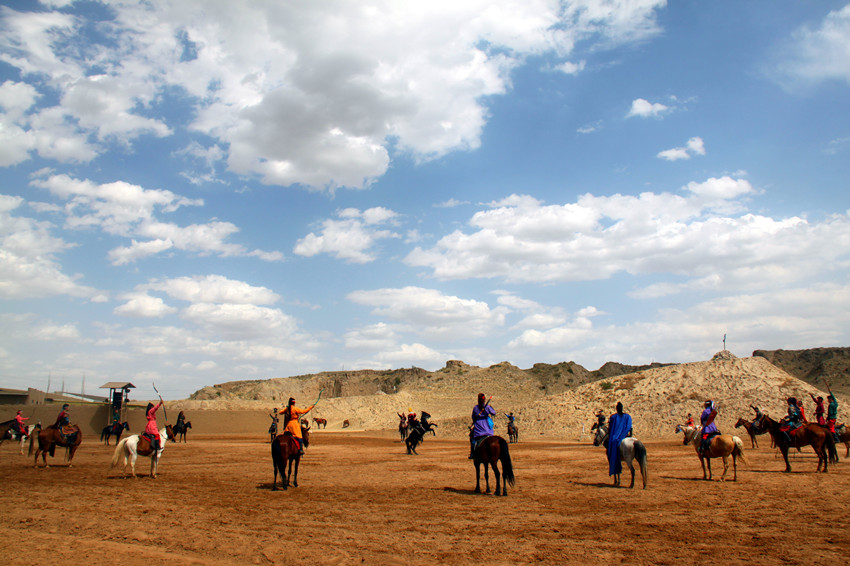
172, 421, 192, 443
405, 411, 437, 455
100, 421, 129, 445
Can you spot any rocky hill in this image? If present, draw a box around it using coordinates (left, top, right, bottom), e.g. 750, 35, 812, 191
753, 347, 850, 395
176, 351, 846, 440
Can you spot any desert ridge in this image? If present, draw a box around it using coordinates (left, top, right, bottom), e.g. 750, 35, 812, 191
165, 352, 842, 441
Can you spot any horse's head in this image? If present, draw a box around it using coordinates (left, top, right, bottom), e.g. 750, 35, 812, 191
164, 424, 174, 442
675, 424, 697, 445
734, 418, 746, 428
593, 425, 607, 447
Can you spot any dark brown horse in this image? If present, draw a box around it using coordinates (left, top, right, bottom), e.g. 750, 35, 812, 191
29, 424, 82, 468
507, 422, 518, 443
101, 421, 129, 445
734, 417, 770, 448
271, 424, 310, 491
172, 420, 191, 443
472, 435, 515, 496
397, 414, 408, 441
758, 414, 837, 472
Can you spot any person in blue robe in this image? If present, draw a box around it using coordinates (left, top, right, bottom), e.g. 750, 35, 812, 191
607, 402, 632, 477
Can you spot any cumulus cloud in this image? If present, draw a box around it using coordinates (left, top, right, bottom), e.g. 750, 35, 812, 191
143, 275, 281, 305
627, 98, 669, 118
404, 178, 850, 293
294, 207, 401, 263
29, 173, 282, 264
348, 286, 507, 339
774, 4, 850, 87
0, 194, 98, 299
114, 293, 178, 318
657, 136, 706, 161
0, 1, 666, 189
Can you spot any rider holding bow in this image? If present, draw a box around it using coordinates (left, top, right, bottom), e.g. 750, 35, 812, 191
280, 397, 314, 455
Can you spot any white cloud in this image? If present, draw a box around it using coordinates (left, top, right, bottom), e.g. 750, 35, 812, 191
344, 322, 400, 351
555, 60, 586, 75
627, 98, 669, 118
348, 286, 507, 339
29, 174, 281, 264
775, 4, 850, 87
181, 303, 299, 341
404, 180, 850, 291
144, 275, 281, 305
657, 136, 706, 161
0, 194, 98, 299
0, 1, 666, 189
114, 293, 178, 318
294, 207, 401, 263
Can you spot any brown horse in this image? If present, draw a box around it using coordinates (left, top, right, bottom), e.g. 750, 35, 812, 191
734, 417, 770, 448
676, 424, 747, 481
758, 414, 837, 472
271, 424, 310, 491
472, 435, 515, 496
172, 420, 191, 443
397, 414, 408, 441
29, 424, 82, 468
342, 419, 350, 428
507, 422, 518, 443
313, 417, 327, 429
837, 425, 849, 458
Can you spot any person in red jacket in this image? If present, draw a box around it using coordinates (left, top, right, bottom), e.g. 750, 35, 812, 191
144, 400, 164, 451
14, 410, 30, 438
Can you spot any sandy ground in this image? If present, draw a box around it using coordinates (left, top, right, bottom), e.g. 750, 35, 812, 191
1, 431, 848, 565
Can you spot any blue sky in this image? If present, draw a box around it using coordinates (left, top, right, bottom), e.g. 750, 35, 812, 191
1, 1, 849, 400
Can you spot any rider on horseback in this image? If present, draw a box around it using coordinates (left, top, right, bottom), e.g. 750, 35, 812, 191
14, 410, 29, 439
54, 404, 70, 429
779, 397, 803, 445
699, 400, 719, 453
280, 398, 313, 455
826, 381, 839, 441
469, 393, 495, 459
143, 400, 164, 451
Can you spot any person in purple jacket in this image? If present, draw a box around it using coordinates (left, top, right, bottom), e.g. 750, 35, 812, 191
468, 393, 495, 459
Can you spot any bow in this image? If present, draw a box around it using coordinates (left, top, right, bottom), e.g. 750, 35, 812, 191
152, 382, 168, 422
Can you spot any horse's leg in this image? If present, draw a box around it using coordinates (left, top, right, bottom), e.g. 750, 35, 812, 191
705, 457, 712, 481
781, 446, 791, 472
627, 458, 636, 489
483, 462, 491, 493
844, 441, 849, 459
292, 456, 300, 488
719, 455, 728, 482
698, 455, 707, 480
474, 461, 481, 493
732, 453, 737, 481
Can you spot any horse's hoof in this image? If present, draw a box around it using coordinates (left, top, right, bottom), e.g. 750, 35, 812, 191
474, 488, 481, 494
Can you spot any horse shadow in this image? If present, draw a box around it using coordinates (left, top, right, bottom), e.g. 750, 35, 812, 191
441, 486, 480, 496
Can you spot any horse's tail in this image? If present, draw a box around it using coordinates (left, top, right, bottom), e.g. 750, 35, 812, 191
498, 436, 515, 487
732, 436, 748, 467
271, 436, 285, 473
110, 437, 129, 469
634, 440, 648, 487
825, 431, 839, 463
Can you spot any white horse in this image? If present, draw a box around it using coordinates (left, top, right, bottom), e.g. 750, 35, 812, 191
593, 424, 648, 489
675, 424, 747, 481
110, 426, 171, 478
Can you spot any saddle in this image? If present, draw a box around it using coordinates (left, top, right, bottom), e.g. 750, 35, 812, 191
472, 435, 491, 453
137, 433, 158, 456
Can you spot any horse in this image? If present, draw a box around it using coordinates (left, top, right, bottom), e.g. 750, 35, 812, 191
101, 421, 130, 445
29, 423, 83, 468
397, 414, 408, 441
405, 412, 437, 455
675, 424, 746, 481
313, 417, 327, 429
593, 424, 648, 488
836, 424, 849, 458
1, 421, 40, 455
471, 435, 515, 496
271, 423, 311, 491
734, 417, 771, 448
342, 419, 350, 428
507, 422, 518, 443
172, 420, 192, 443
110, 425, 173, 478
757, 414, 837, 473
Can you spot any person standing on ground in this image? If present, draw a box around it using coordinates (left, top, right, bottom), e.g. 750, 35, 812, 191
606, 402, 632, 482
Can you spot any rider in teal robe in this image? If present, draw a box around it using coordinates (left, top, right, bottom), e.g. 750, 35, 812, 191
607, 402, 632, 476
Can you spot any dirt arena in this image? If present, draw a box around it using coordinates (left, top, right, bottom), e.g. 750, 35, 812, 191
1, 431, 848, 565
